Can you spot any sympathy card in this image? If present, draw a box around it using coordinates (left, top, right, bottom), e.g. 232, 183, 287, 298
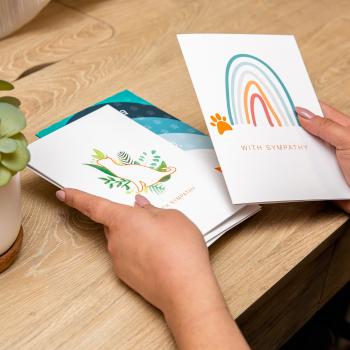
178, 34, 350, 204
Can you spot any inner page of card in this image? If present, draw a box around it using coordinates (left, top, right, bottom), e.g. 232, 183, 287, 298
178, 34, 350, 204
28, 105, 242, 234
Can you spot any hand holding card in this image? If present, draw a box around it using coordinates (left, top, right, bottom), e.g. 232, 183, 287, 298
28, 105, 247, 238
178, 34, 350, 204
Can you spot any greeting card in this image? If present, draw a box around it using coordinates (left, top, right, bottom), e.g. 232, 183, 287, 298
36, 89, 220, 170
28, 105, 253, 240
33, 90, 260, 244
178, 34, 350, 203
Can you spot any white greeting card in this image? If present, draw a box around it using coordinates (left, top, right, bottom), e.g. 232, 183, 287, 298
28, 105, 257, 239
206, 204, 259, 245
178, 34, 350, 204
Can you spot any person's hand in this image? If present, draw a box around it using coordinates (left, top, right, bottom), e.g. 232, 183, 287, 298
296, 102, 350, 213
55, 189, 250, 350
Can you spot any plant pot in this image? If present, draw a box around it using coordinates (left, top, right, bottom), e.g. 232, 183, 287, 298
0, 0, 51, 39
0, 173, 22, 256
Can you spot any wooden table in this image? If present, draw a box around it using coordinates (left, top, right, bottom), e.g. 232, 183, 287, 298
0, 1, 349, 349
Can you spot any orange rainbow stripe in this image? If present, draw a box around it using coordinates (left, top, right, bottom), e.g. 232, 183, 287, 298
243, 80, 282, 127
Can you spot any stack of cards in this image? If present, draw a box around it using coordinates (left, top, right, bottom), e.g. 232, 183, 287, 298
28, 91, 260, 246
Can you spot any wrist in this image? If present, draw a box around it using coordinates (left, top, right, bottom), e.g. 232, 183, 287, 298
162, 273, 249, 350
160, 264, 250, 349
162, 268, 229, 337
162, 265, 223, 316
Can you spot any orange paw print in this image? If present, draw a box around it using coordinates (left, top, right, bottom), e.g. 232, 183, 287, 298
210, 113, 233, 135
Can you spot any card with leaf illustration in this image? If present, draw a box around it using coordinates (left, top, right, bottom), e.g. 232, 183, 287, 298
28, 105, 245, 236
85, 148, 174, 195
32, 90, 260, 244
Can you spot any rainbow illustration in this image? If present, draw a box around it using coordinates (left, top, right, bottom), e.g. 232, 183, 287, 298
225, 54, 300, 128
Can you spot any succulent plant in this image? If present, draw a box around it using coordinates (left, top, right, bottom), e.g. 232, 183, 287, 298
0, 80, 30, 187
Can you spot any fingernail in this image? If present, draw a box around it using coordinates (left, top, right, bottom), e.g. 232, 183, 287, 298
56, 190, 66, 202
295, 107, 316, 120
135, 194, 150, 207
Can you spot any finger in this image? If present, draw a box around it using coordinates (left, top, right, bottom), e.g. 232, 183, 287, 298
56, 188, 130, 225
134, 194, 154, 209
320, 102, 350, 127
296, 107, 350, 149
104, 226, 110, 239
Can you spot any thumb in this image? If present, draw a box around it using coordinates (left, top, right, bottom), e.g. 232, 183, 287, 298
134, 194, 155, 209
56, 188, 130, 225
296, 107, 350, 149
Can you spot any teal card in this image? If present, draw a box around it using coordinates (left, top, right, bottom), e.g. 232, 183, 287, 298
37, 90, 213, 152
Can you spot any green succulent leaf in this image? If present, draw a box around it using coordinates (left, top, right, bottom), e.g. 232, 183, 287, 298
12, 132, 28, 147
0, 80, 14, 91
0, 164, 12, 186
0, 137, 17, 153
1, 144, 30, 171
0, 84, 28, 187
0, 103, 26, 137
0, 96, 21, 107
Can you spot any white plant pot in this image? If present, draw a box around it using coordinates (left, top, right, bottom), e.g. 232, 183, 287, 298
0, 0, 51, 39
0, 174, 22, 255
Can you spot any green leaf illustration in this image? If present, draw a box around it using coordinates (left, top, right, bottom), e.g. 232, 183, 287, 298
98, 174, 131, 192
156, 161, 167, 171
137, 150, 162, 168
159, 174, 171, 182
88, 148, 170, 195
92, 148, 106, 160
84, 163, 116, 177
117, 151, 134, 165
123, 183, 130, 190
149, 183, 166, 195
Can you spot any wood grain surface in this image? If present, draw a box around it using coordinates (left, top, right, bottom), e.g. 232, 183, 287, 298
0, 1, 113, 81
0, 0, 349, 349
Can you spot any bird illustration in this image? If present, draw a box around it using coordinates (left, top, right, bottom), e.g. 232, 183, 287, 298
97, 156, 176, 193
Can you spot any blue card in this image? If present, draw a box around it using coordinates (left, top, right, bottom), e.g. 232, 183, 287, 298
37, 90, 214, 152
